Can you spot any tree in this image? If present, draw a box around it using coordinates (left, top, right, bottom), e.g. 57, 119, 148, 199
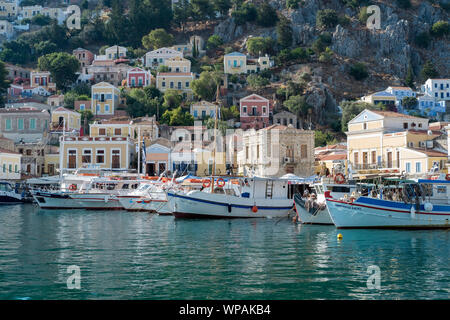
415, 31, 431, 48
290, 47, 309, 61
396, 0, 411, 9
0, 39, 32, 65
31, 14, 53, 26
319, 47, 334, 63
213, 0, 232, 15
349, 62, 368, 80
191, 0, 215, 20
247, 74, 269, 91
104, 0, 129, 44
125, 88, 161, 118
247, 37, 274, 56
160, 106, 194, 126
34, 41, 57, 57
286, 0, 300, 9
221, 105, 240, 120
431, 21, 450, 37
163, 89, 183, 109
231, 2, 257, 25
0, 60, 10, 107
316, 9, 338, 29
38, 52, 80, 91
421, 60, 439, 79
405, 64, 414, 88
276, 15, 293, 49
207, 35, 223, 50
315, 130, 337, 147
173, 0, 192, 31
142, 28, 175, 50
283, 95, 311, 129
402, 97, 418, 109
256, 1, 278, 27
192, 71, 223, 101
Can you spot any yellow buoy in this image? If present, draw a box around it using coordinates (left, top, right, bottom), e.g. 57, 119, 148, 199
337, 233, 343, 240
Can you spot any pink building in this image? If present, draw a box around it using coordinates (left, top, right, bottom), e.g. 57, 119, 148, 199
127, 67, 152, 88
239, 94, 272, 130
73, 48, 95, 67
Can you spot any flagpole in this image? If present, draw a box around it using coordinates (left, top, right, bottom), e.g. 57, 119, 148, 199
138, 126, 141, 175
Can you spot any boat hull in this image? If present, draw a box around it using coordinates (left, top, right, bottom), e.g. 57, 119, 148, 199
293, 194, 333, 225
69, 194, 123, 210
326, 197, 450, 229
32, 192, 81, 209
168, 191, 294, 219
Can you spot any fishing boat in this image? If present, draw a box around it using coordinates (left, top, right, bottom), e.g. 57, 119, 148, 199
326, 178, 450, 229
0, 181, 24, 204
168, 177, 295, 219
294, 175, 356, 225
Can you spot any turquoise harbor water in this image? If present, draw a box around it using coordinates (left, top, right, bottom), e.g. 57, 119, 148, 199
0, 204, 448, 300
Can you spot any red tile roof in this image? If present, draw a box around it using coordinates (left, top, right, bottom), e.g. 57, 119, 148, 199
408, 148, 448, 157
371, 110, 424, 119
318, 153, 347, 161
0, 148, 21, 155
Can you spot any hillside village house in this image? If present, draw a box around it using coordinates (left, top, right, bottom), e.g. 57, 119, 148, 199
239, 94, 272, 130
126, 67, 152, 88
144, 47, 183, 69
90, 120, 133, 138
59, 135, 135, 171
47, 94, 64, 108
16, 141, 50, 177
223, 52, 273, 74
156, 72, 194, 99
30, 71, 56, 93
421, 78, 450, 101
190, 101, 217, 119
91, 82, 120, 117
145, 138, 171, 176
104, 45, 127, 60
170, 35, 205, 58
0, 1, 19, 18
0, 107, 50, 143
50, 107, 81, 133
5, 63, 31, 81
361, 91, 396, 108
385, 86, 416, 109
314, 144, 347, 174
0, 148, 21, 180
346, 109, 447, 177
0, 20, 14, 39
73, 48, 94, 68
132, 116, 159, 145
273, 110, 298, 128
166, 57, 191, 73
84, 60, 131, 86
238, 125, 315, 177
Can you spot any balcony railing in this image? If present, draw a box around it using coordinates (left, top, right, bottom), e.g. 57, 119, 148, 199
350, 161, 398, 170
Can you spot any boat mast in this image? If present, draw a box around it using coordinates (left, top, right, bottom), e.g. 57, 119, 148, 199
137, 126, 141, 175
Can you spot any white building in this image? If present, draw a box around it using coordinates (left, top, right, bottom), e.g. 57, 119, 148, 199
144, 47, 183, 69
421, 78, 450, 101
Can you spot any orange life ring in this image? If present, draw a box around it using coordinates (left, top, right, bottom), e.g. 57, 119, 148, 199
446, 174, 450, 181
69, 184, 77, 191
216, 178, 225, 188
334, 173, 345, 184
203, 179, 211, 188
251, 205, 258, 213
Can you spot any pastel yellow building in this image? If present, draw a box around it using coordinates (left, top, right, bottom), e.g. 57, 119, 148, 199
51, 107, 81, 132
90, 120, 133, 138
156, 72, 194, 99
347, 109, 446, 175
91, 82, 120, 116
195, 148, 227, 177
59, 136, 135, 171
166, 57, 191, 73
0, 1, 19, 18
190, 101, 217, 119
44, 152, 59, 176
0, 148, 21, 180
360, 91, 396, 107
223, 52, 247, 74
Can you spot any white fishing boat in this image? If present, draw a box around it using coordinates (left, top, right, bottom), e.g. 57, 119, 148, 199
294, 176, 356, 225
326, 178, 450, 229
0, 181, 23, 205
69, 178, 140, 210
168, 177, 295, 219
32, 174, 97, 209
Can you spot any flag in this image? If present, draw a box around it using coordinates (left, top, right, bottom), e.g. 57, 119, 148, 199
218, 107, 221, 120
141, 139, 146, 165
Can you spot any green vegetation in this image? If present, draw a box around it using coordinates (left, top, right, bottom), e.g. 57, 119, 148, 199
247, 74, 270, 91
0, 60, 10, 107
37, 52, 80, 90
316, 9, 338, 29
421, 60, 439, 79
142, 28, 175, 50
31, 14, 54, 26
315, 130, 337, 147
256, 1, 278, 27
232, 2, 257, 25
283, 95, 311, 129
349, 62, 368, 80
402, 97, 418, 109
396, 0, 411, 9
430, 21, 450, 37
191, 71, 223, 101
160, 106, 194, 126
286, 0, 300, 9
276, 15, 293, 49
415, 31, 431, 48
207, 35, 223, 50
319, 47, 334, 63
246, 37, 274, 56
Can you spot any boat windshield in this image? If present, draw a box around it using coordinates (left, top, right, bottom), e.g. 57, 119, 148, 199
0, 183, 13, 192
